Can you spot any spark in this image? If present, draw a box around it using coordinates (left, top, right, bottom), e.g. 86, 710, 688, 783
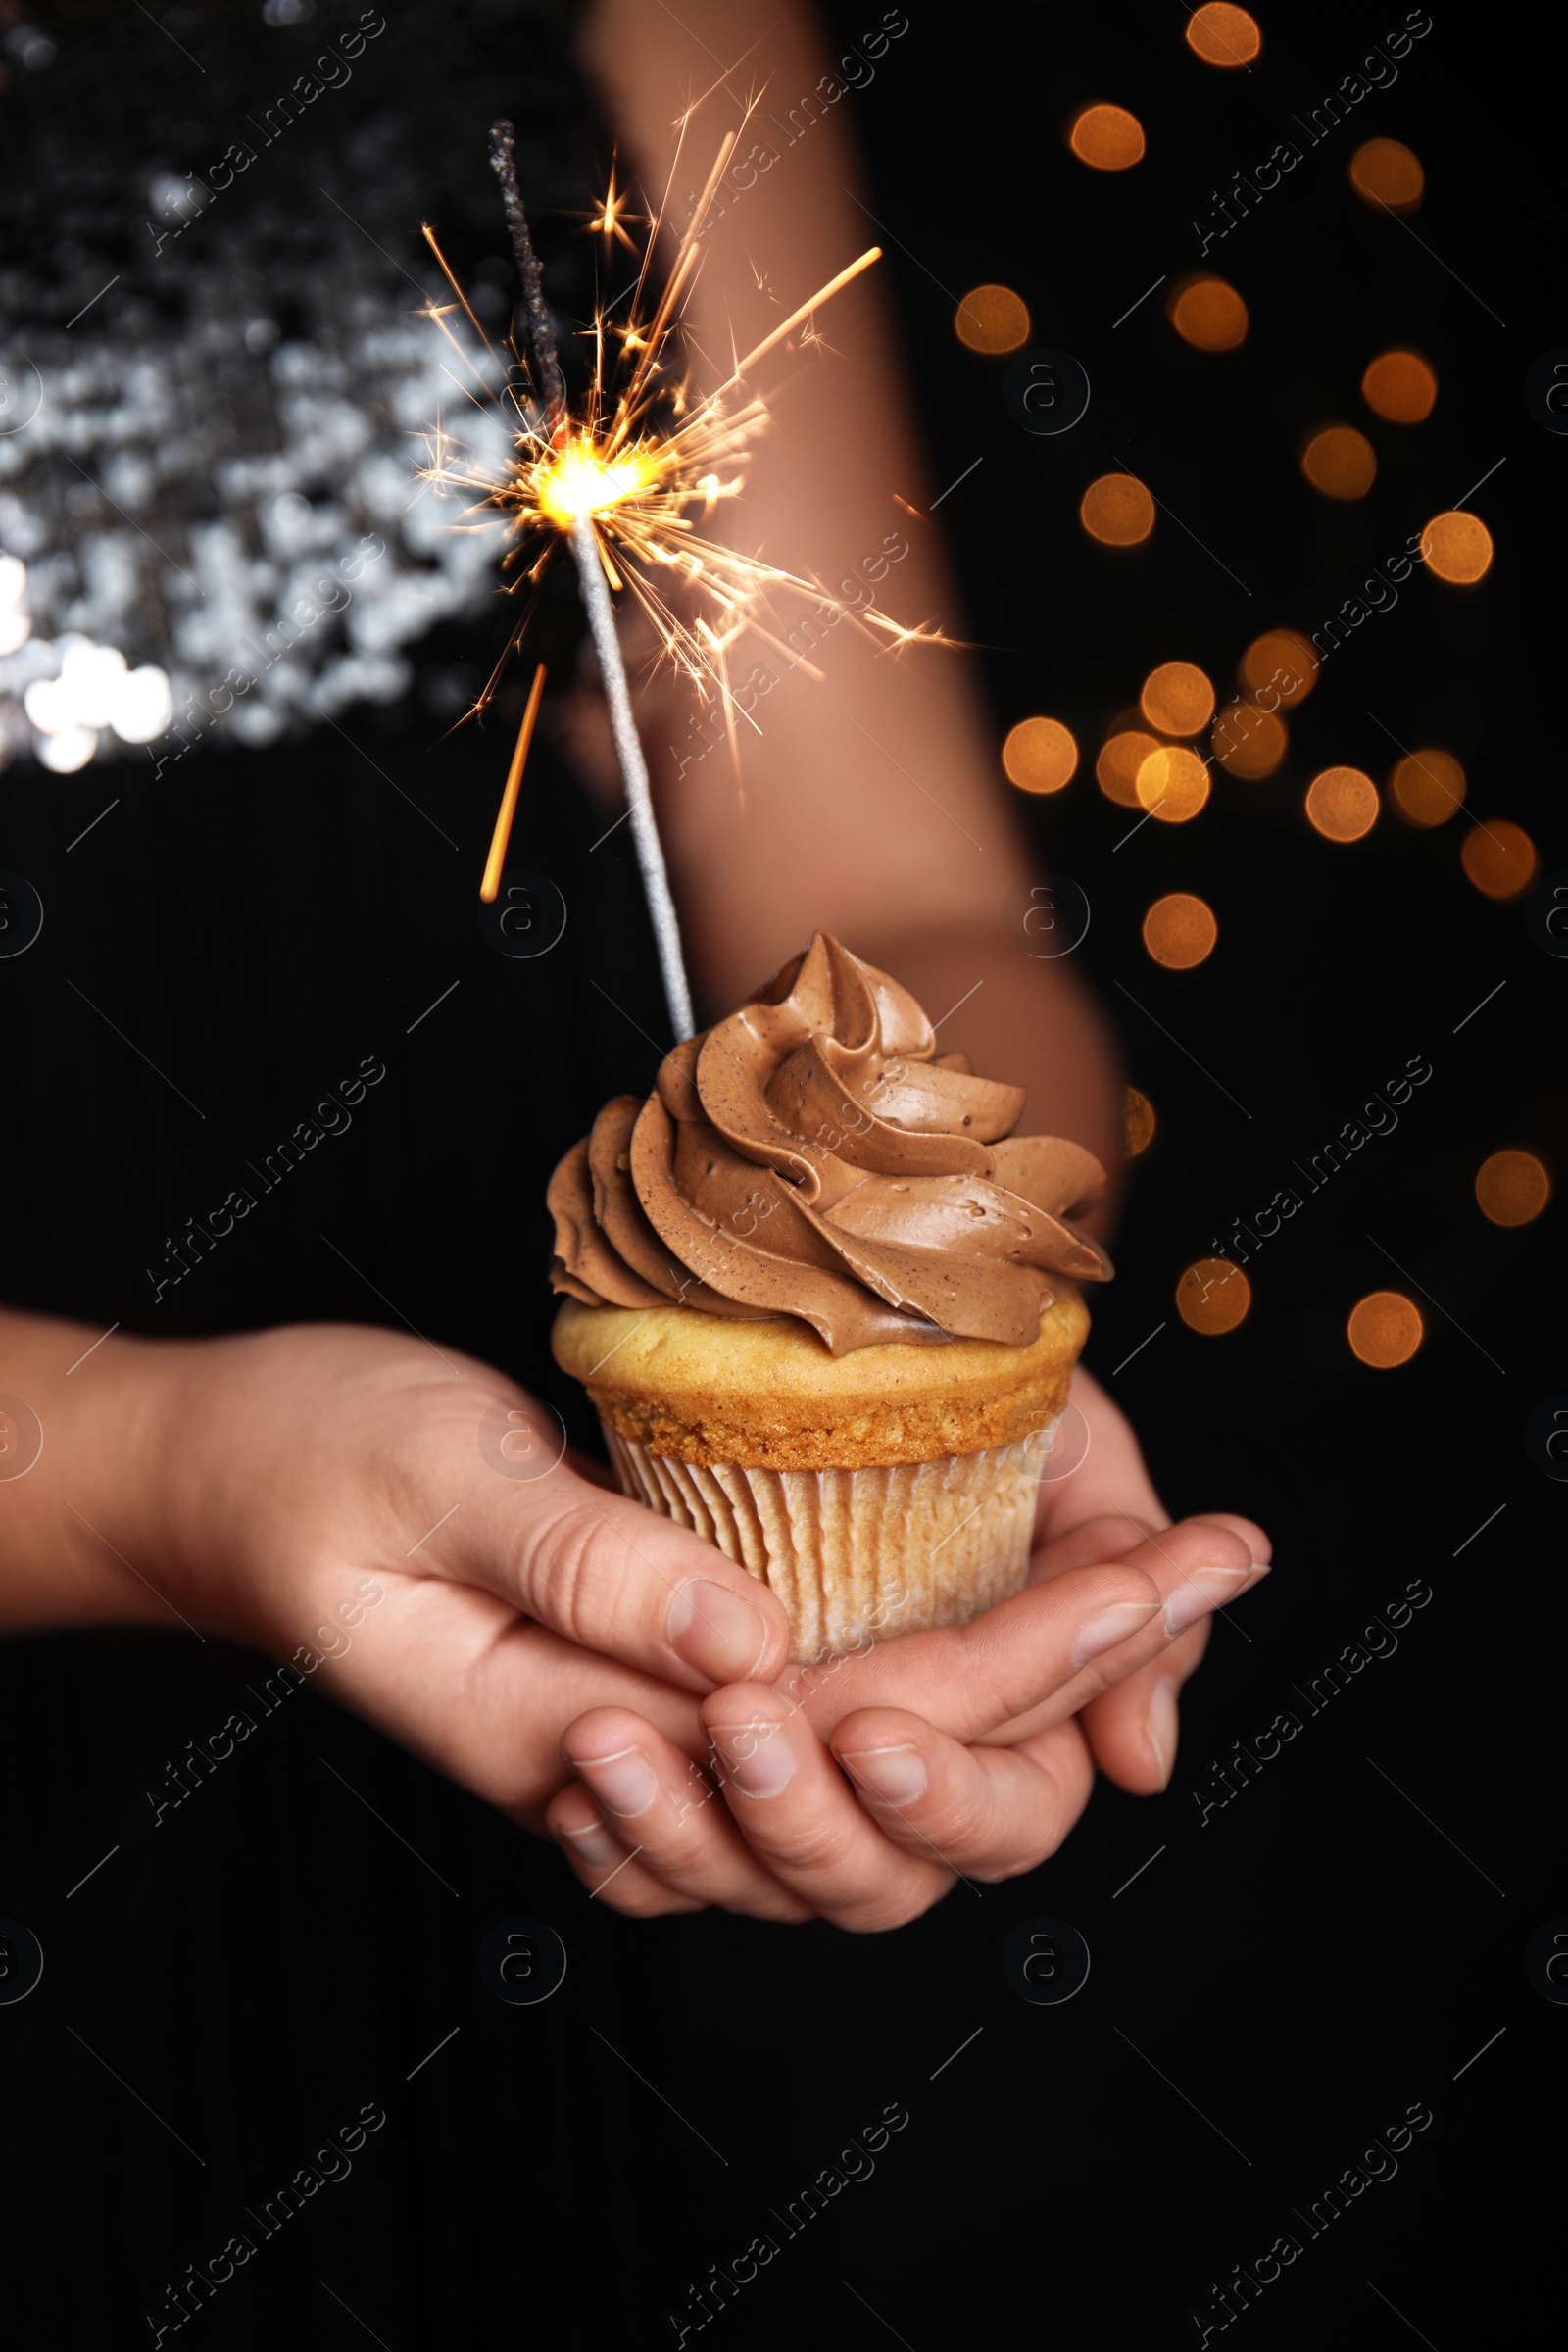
417, 136, 945, 732
479, 662, 547, 903
586, 159, 644, 254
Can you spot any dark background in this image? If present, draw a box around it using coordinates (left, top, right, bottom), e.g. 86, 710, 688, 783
0, 1, 1556, 2344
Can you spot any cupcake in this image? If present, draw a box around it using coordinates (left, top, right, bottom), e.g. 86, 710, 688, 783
549, 933, 1111, 1662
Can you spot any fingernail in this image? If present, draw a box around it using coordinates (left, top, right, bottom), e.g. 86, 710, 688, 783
571, 1744, 660, 1819
560, 1818, 621, 1869
840, 1743, 928, 1808
1163, 1563, 1261, 1638
1147, 1674, 1179, 1788
668, 1579, 768, 1683
1071, 1598, 1162, 1667
709, 1720, 797, 1797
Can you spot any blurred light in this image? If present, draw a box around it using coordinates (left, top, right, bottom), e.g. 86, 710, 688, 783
1080, 472, 1154, 545
34, 725, 97, 773
109, 664, 175, 745
23, 676, 73, 734
955, 284, 1031, 354
1124, 1086, 1156, 1157
9, 27, 56, 67
1136, 744, 1210, 822
1097, 726, 1161, 808
1461, 819, 1537, 901
1421, 510, 1494, 583
1177, 1257, 1251, 1334
1361, 349, 1437, 423
1390, 747, 1464, 827
1241, 628, 1317, 707
1003, 715, 1077, 794
1301, 425, 1377, 500
1475, 1149, 1550, 1227
0, 610, 31, 656
1141, 661, 1214, 736
1069, 104, 1146, 171
1169, 275, 1248, 350
1350, 137, 1424, 209
1348, 1291, 1422, 1367
1185, 4, 1261, 64
1143, 892, 1217, 967
150, 170, 210, 222
0, 555, 26, 608
1305, 766, 1379, 842
58, 641, 128, 730
1213, 703, 1287, 778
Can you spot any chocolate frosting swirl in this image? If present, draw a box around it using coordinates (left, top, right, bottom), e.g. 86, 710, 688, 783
549, 933, 1112, 1355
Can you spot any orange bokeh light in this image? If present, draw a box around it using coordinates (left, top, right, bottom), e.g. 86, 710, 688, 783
1461, 820, 1537, 901
1361, 350, 1438, 423
1143, 893, 1217, 968
1301, 425, 1378, 501
1213, 703, 1287, 779
956, 284, 1031, 354
1390, 747, 1465, 827
1141, 661, 1215, 736
1124, 1087, 1156, 1157
1169, 275, 1249, 351
1241, 628, 1317, 707
1305, 766, 1379, 842
1475, 1150, 1550, 1227
1421, 511, 1494, 583
1097, 727, 1162, 808
1003, 715, 1078, 794
1185, 3, 1261, 65
1350, 137, 1424, 209
1137, 745, 1210, 823
1070, 103, 1146, 170
1177, 1257, 1251, 1334
1348, 1292, 1423, 1367
1080, 472, 1155, 546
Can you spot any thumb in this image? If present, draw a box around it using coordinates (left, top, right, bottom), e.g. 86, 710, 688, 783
437, 1456, 795, 1693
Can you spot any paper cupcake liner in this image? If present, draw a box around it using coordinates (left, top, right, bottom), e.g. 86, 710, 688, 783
604, 1420, 1059, 1664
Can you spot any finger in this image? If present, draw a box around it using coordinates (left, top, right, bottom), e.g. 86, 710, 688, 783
547, 1776, 709, 1916
1030, 1508, 1271, 1588
830, 1708, 1095, 1882
432, 1455, 795, 1694
1079, 1616, 1216, 1794
558, 1705, 815, 1922
319, 1564, 720, 1824
975, 1524, 1269, 1748
1029, 1510, 1154, 1584
1035, 1366, 1270, 1569
701, 1684, 952, 1932
787, 1519, 1263, 1749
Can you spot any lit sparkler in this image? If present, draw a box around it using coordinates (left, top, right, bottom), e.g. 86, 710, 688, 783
418, 109, 943, 1039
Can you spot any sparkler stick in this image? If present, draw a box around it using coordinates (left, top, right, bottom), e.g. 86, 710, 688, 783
479, 661, 547, 903
485, 122, 695, 1039
488, 120, 565, 431
571, 513, 695, 1040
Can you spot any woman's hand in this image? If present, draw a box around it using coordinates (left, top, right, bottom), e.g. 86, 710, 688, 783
545, 1364, 1267, 1926
1011, 1364, 1268, 1789
545, 1408, 1266, 1925
20, 1315, 1264, 1926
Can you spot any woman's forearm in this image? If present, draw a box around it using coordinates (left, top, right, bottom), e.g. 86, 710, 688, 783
583, 0, 1123, 1177
0, 1311, 187, 1631
583, 2, 1024, 971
